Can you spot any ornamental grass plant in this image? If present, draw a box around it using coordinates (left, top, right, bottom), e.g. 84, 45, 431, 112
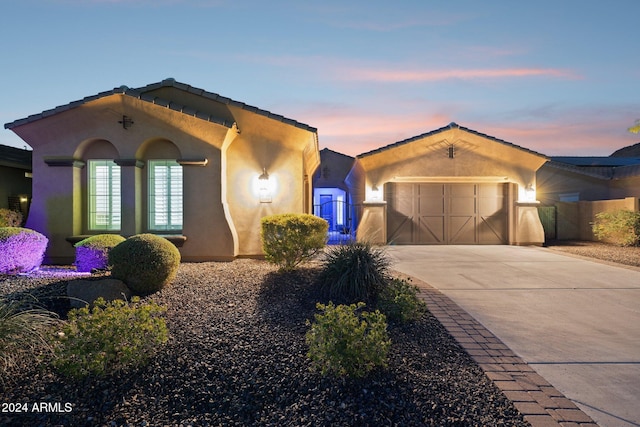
0, 297, 59, 384
318, 242, 390, 305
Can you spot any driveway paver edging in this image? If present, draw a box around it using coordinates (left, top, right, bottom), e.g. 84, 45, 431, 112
399, 272, 598, 427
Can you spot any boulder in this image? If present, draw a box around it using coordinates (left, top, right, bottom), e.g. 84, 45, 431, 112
67, 278, 132, 308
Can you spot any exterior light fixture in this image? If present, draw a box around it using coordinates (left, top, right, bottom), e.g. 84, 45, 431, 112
524, 184, 536, 202
371, 184, 381, 201
258, 168, 272, 203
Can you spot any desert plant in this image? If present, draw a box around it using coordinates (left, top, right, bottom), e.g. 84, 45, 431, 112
306, 302, 390, 378
318, 242, 390, 305
51, 297, 168, 379
0, 297, 59, 382
0, 208, 22, 227
592, 210, 640, 246
377, 277, 427, 324
74, 234, 126, 272
261, 213, 328, 271
109, 234, 181, 295
0, 227, 48, 274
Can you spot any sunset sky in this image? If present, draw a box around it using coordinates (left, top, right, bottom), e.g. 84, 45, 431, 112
1, 0, 638, 157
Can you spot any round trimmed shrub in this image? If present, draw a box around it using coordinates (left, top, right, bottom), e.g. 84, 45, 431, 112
74, 234, 126, 272
0, 227, 48, 274
108, 234, 181, 295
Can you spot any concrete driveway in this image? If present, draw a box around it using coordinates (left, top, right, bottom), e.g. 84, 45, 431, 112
386, 245, 640, 427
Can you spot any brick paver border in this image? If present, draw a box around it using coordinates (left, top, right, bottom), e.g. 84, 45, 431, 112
400, 273, 599, 427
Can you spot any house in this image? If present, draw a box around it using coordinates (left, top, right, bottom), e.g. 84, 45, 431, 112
312, 148, 356, 243
345, 123, 548, 245
4, 78, 319, 263
537, 155, 640, 204
0, 144, 32, 220
534, 150, 640, 240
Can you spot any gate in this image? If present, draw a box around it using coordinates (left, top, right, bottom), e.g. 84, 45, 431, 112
537, 206, 557, 241
313, 200, 360, 244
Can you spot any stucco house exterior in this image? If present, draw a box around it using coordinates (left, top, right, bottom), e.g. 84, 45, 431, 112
345, 123, 548, 245
4, 78, 319, 263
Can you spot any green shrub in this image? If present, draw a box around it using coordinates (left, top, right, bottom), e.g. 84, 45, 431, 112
592, 210, 640, 246
261, 213, 328, 271
318, 242, 390, 305
0, 209, 22, 227
306, 302, 390, 378
0, 297, 59, 383
74, 234, 126, 272
52, 297, 168, 379
377, 278, 427, 324
109, 234, 181, 295
0, 227, 48, 274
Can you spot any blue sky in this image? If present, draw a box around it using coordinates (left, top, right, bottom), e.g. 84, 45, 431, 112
1, 0, 638, 157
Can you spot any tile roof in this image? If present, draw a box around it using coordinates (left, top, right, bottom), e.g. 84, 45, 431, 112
4, 78, 317, 134
357, 122, 548, 159
550, 156, 640, 167
0, 144, 32, 169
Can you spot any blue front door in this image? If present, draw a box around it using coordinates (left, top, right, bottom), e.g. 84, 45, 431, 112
319, 195, 333, 230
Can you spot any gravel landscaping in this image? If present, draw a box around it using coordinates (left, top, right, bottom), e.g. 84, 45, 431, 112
547, 240, 640, 268
1, 258, 529, 426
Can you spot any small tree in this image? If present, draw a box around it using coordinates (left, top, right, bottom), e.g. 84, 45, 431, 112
260, 213, 328, 271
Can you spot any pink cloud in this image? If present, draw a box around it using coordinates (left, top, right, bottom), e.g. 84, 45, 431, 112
338, 67, 581, 82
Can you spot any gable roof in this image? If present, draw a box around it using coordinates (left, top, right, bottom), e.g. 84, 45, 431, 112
357, 122, 548, 159
4, 78, 317, 133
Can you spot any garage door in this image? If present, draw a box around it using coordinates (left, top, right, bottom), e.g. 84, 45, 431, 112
386, 183, 508, 244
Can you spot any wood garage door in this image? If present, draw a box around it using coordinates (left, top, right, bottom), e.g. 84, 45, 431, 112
386, 183, 508, 244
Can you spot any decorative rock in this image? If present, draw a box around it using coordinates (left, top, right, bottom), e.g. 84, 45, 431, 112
67, 278, 132, 308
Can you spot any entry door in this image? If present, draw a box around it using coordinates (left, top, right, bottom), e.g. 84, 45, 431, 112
319, 195, 333, 230
386, 183, 507, 244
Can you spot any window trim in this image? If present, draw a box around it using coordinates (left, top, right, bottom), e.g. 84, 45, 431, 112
148, 159, 183, 232
87, 159, 121, 231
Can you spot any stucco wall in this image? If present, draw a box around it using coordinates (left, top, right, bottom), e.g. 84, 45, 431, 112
556, 197, 639, 241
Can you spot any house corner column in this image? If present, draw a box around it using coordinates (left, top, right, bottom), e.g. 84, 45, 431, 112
356, 201, 387, 244
514, 202, 545, 246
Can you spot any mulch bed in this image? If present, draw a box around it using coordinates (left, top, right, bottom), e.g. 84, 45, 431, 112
1, 259, 528, 426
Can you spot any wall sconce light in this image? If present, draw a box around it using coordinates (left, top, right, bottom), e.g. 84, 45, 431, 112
524, 184, 536, 202
118, 115, 134, 129
371, 184, 381, 201
19, 196, 28, 203
258, 168, 272, 203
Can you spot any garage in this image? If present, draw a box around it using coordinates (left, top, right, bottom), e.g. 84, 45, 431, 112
386, 182, 508, 244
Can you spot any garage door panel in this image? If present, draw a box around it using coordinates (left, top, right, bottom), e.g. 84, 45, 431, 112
479, 215, 507, 243
449, 215, 477, 244
418, 215, 446, 244
418, 184, 445, 215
